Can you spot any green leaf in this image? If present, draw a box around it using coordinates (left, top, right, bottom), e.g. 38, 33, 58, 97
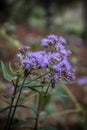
24, 83, 43, 88
2, 94, 15, 99
1, 61, 13, 82
39, 94, 51, 109
28, 86, 41, 93
0, 105, 36, 113
9, 62, 16, 75
55, 84, 69, 108
0, 106, 10, 113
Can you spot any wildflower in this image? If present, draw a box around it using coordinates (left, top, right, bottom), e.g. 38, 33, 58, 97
17, 46, 31, 59
53, 58, 75, 81
6, 83, 14, 94
41, 34, 58, 47
41, 38, 49, 47
59, 36, 66, 44
22, 51, 49, 70
77, 77, 87, 85
18, 46, 30, 53
17, 34, 75, 82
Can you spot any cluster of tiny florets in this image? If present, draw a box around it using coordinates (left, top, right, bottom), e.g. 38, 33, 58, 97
17, 34, 75, 81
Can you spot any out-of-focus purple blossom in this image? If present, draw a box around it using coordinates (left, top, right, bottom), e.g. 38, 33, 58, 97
77, 77, 87, 85
59, 36, 66, 44
48, 52, 61, 63
6, 83, 14, 93
41, 34, 58, 47
17, 46, 30, 61
41, 38, 49, 47
18, 46, 30, 53
53, 58, 75, 81
17, 53, 24, 59
47, 34, 59, 42
55, 42, 65, 50
60, 49, 71, 57
22, 51, 50, 70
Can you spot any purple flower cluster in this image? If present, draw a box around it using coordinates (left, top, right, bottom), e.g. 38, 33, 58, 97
18, 46, 30, 53
41, 34, 66, 50
53, 57, 75, 81
22, 51, 49, 70
17, 34, 75, 81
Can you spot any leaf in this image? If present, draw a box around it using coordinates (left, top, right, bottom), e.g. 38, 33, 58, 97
0, 107, 9, 113
24, 83, 43, 88
1, 61, 13, 82
39, 94, 51, 109
9, 62, 16, 75
2, 94, 15, 99
0, 105, 36, 113
55, 84, 69, 108
28, 86, 41, 93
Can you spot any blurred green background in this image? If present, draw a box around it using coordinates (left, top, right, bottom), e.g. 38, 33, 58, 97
0, 0, 87, 38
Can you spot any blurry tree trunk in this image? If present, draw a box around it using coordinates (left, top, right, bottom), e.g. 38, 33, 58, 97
43, 0, 54, 32
82, 0, 87, 44
0, 0, 10, 22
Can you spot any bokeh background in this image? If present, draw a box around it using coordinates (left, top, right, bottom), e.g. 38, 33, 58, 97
0, 0, 87, 130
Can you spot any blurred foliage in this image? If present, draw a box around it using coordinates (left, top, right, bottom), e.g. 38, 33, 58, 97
0, 0, 87, 39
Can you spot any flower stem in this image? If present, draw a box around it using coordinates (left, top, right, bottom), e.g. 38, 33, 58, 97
4, 78, 19, 130
7, 73, 28, 130
25, 71, 50, 85
34, 94, 41, 130
62, 84, 86, 116
45, 82, 50, 94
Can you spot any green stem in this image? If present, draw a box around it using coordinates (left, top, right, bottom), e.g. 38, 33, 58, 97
49, 108, 80, 118
0, 28, 21, 48
62, 84, 86, 116
34, 94, 41, 130
25, 71, 49, 85
45, 82, 50, 94
7, 73, 28, 130
5, 78, 19, 130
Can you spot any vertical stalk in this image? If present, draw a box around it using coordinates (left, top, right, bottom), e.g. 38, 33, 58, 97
34, 94, 41, 130
45, 82, 50, 94
8, 75, 27, 130
62, 84, 86, 116
5, 78, 19, 130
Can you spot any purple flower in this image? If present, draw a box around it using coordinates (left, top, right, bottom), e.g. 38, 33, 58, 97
41, 34, 58, 47
18, 46, 30, 53
22, 51, 50, 70
6, 83, 14, 93
77, 77, 87, 85
17, 35, 75, 82
53, 58, 75, 81
55, 42, 65, 50
41, 38, 49, 47
47, 52, 62, 67
17, 53, 24, 59
60, 49, 71, 57
47, 34, 59, 42
59, 36, 66, 44
17, 46, 31, 61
